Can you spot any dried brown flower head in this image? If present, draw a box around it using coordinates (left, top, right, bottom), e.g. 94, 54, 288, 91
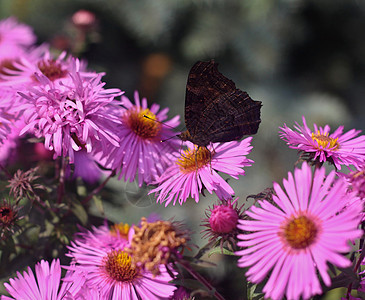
0, 199, 20, 239
7, 167, 45, 202
126, 217, 189, 276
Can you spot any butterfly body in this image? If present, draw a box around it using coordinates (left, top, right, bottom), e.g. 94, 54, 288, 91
179, 60, 262, 147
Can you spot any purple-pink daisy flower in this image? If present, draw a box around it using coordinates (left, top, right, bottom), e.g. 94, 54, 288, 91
0, 48, 92, 88
279, 116, 365, 169
74, 222, 130, 251
2, 259, 82, 300
66, 234, 176, 299
18, 64, 123, 163
105, 90, 180, 186
236, 162, 363, 300
150, 138, 254, 206
0, 17, 36, 50
66, 150, 103, 184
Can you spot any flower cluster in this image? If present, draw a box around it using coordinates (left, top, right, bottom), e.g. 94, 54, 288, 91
2, 16, 365, 300
3, 219, 178, 299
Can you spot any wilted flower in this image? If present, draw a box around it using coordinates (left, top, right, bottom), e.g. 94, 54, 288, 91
126, 217, 189, 276
236, 162, 363, 300
0, 199, 20, 239
279, 116, 365, 169
7, 167, 44, 202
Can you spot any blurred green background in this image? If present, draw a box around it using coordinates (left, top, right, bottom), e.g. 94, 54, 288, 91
1, 0, 365, 299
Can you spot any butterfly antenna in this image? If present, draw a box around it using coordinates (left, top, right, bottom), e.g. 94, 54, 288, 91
161, 135, 179, 143
143, 115, 181, 143
143, 115, 176, 129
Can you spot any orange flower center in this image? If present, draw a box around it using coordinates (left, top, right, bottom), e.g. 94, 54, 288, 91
103, 250, 138, 282
177, 146, 212, 173
280, 215, 319, 249
311, 131, 339, 150
109, 222, 130, 238
125, 108, 161, 139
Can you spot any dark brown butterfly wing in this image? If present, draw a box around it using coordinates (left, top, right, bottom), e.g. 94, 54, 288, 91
184, 60, 236, 141
184, 60, 262, 147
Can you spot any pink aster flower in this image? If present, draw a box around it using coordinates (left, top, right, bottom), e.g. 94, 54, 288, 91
18, 64, 123, 163
0, 17, 36, 50
2, 259, 82, 300
279, 116, 365, 169
74, 222, 130, 251
105, 90, 180, 186
0, 119, 24, 161
236, 162, 363, 300
0, 47, 93, 88
0, 111, 13, 144
150, 138, 254, 206
345, 166, 365, 200
66, 150, 103, 184
66, 236, 176, 299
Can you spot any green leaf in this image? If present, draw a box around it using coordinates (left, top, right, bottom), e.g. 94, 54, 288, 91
93, 195, 104, 215
76, 182, 87, 197
71, 201, 88, 225
208, 246, 235, 257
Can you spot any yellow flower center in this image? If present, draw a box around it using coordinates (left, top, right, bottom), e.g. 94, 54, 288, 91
177, 146, 212, 173
125, 108, 161, 139
311, 131, 339, 150
280, 215, 319, 249
103, 250, 138, 282
109, 222, 130, 238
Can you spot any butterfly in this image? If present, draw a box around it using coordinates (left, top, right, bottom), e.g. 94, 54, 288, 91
178, 60, 262, 147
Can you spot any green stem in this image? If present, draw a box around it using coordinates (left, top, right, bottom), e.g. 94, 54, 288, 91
82, 170, 115, 205
178, 259, 226, 300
